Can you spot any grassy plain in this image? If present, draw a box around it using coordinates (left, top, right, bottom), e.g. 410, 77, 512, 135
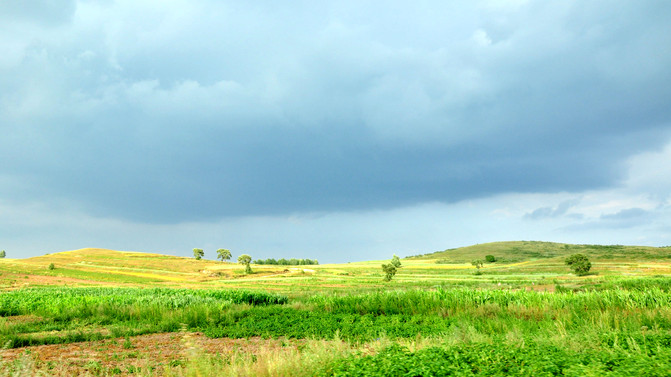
0, 241, 670, 376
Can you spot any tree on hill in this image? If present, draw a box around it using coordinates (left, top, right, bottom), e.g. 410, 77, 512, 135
471, 259, 484, 275
391, 254, 402, 268
0, 250, 5, 258
238, 254, 252, 274
381, 263, 397, 282
193, 248, 204, 260
565, 253, 591, 276
216, 249, 232, 262
485, 255, 496, 263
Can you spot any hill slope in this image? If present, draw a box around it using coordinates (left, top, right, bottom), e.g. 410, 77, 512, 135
0, 248, 235, 286
407, 241, 671, 263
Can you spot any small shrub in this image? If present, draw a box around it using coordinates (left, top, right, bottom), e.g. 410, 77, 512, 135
485, 255, 496, 263
48, 263, 55, 270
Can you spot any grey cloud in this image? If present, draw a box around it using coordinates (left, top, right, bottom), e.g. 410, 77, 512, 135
563, 207, 655, 231
600, 208, 649, 221
524, 199, 581, 220
1, 0, 671, 223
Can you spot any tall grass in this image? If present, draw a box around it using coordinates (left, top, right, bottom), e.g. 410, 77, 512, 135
309, 287, 671, 315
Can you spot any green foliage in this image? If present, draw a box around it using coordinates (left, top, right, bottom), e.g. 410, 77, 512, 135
0, 287, 288, 348
381, 263, 397, 282
318, 342, 671, 376
238, 254, 252, 274
390, 254, 402, 269
205, 307, 451, 340
48, 263, 55, 270
485, 255, 496, 263
192, 248, 204, 260
566, 253, 592, 275
0, 250, 5, 258
471, 259, 484, 269
216, 248, 231, 262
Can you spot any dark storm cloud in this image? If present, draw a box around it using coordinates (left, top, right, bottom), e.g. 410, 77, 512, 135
1, 0, 671, 223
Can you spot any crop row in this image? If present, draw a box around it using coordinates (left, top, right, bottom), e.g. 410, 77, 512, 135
0, 287, 287, 317
309, 287, 671, 315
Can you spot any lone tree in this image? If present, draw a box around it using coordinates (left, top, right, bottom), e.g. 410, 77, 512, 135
471, 259, 484, 275
216, 249, 232, 262
381, 263, 397, 282
565, 253, 591, 276
485, 255, 497, 263
238, 254, 252, 274
193, 248, 204, 260
0, 250, 5, 258
391, 254, 402, 269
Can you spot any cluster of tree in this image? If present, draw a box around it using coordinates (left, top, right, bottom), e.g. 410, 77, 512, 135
381, 254, 402, 281
191, 248, 254, 274
253, 258, 319, 266
191, 248, 233, 262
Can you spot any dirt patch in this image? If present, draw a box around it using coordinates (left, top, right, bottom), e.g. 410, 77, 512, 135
0, 315, 43, 324
0, 332, 310, 376
525, 284, 556, 292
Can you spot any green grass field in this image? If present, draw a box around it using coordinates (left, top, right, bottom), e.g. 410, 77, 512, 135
0, 241, 670, 376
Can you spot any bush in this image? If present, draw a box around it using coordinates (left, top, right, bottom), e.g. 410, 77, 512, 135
391, 254, 402, 268
485, 255, 496, 263
381, 263, 397, 282
238, 254, 252, 274
565, 253, 591, 275
48, 263, 55, 270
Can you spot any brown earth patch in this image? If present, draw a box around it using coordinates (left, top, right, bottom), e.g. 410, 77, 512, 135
0, 332, 311, 376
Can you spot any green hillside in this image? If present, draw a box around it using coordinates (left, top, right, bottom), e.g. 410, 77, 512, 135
407, 240, 671, 263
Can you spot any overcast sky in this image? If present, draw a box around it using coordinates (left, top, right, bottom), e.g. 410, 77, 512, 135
1, 0, 670, 262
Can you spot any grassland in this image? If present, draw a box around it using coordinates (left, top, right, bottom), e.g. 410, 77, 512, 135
0, 241, 670, 376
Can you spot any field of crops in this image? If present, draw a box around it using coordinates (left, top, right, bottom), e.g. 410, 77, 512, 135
0, 242, 670, 376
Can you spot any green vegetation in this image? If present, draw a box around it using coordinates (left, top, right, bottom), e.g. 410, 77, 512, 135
471, 259, 484, 275
48, 263, 55, 270
566, 253, 592, 275
192, 248, 204, 260
216, 248, 231, 262
0, 250, 5, 258
390, 254, 401, 269
485, 254, 496, 263
381, 255, 400, 281
0, 241, 670, 376
238, 254, 252, 274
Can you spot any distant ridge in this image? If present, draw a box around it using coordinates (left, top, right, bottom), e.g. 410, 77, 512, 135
406, 241, 671, 263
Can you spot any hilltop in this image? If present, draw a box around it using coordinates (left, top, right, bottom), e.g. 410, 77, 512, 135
407, 241, 671, 263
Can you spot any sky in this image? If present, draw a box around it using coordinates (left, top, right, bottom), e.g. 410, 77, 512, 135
1, 0, 670, 263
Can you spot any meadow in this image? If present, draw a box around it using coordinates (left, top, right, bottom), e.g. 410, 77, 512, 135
0, 241, 670, 376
